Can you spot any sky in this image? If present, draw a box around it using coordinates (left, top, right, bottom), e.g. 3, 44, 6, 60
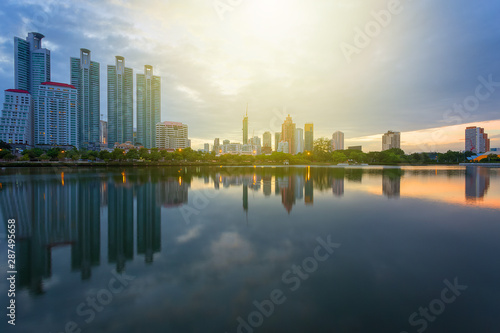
0, 0, 499, 152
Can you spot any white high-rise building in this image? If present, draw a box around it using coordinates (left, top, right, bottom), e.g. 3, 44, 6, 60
137, 65, 161, 148
332, 131, 344, 151
382, 131, 400, 151
35, 82, 78, 148
295, 128, 304, 154
0, 89, 32, 146
156, 121, 190, 150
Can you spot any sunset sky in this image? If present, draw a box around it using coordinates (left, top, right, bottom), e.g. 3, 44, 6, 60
0, 0, 499, 151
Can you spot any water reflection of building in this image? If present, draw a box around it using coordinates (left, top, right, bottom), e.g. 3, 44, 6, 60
465, 167, 490, 201
332, 178, 344, 197
382, 173, 401, 198
137, 183, 161, 263
263, 176, 272, 196
108, 182, 134, 272
158, 177, 189, 207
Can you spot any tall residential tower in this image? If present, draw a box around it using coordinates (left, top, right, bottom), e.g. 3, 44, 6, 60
107, 56, 133, 147
71, 49, 100, 150
304, 123, 313, 152
243, 105, 248, 145
137, 65, 161, 148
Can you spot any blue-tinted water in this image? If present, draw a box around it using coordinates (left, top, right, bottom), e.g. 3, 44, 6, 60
0, 166, 499, 333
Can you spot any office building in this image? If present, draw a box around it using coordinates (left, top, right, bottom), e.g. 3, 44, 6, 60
70, 48, 100, 150
465, 126, 490, 154
304, 123, 313, 152
213, 138, 220, 153
243, 106, 248, 144
204, 143, 210, 152
348, 145, 362, 151
156, 121, 190, 150
137, 65, 161, 148
262, 131, 272, 154
277, 141, 289, 153
275, 132, 281, 152
295, 128, 304, 154
34, 82, 78, 148
281, 114, 296, 154
382, 131, 401, 150
107, 56, 133, 147
99, 120, 107, 146
332, 131, 344, 151
0, 89, 32, 146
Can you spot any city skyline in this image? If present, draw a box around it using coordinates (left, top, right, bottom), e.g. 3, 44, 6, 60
0, 1, 499, 152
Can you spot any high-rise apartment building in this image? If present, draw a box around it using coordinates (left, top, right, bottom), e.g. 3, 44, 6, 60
243, 106, 248, 144
332, 131, 344, 151
213, 138, 220, 153
275, 132, 281, 152
304, 123, 313, 152
156, 121, 190, 150
14, 32, 50, 96
465, 126, 490, 153
137, 65, 161, 148
71, 48, 100, 150
262, 131, 272, 154
382, 131, 400, 151
35, 82, 78, 148
100, 120, 107, 146
295, 128, 304, 154
107, 56, 133, 147
281, 115, 296, 154
0, 89, 32, 145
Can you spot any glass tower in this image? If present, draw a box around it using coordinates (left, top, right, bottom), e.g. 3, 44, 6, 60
136, 65, 161, 148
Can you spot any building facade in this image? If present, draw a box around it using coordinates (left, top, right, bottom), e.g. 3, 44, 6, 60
137, 65, 161, 148
382, 131, 400, 151
274, 132, 281, 152
262, 131, 272, 154
243, 108, 248, 144
295, 128, 304, 154
100, 120, 108, 146
281, 115, 296, 154
0, 89, 32, 146
156, 121, 190, 150
107, 56, 133, 147
332, 131, 344, 151
304, 123, 313, 152
70, 48, 100, 150
465, 126, 490, 154
35, 82, 78, 148
277, 141, 289, 153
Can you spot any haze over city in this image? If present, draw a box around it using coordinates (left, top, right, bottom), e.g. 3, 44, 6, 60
0, 0, 499, 151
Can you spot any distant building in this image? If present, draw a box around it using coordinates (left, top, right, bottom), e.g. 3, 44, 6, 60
137, 65, 161, 148
262, 131, 272, 154
382, 131, 400, 151
348, 145, 362, 151
281, 115, 296, 154
243, 106, 248, 144
204, 143, 210, 152
213, 138, 220, 153
223, 139, 230, 145
295, 128, 304, 154
0, 89, 32, 146
107, 56, 133, 147
220, 142, 242, 155
274, 132, 281, 152
304, 123, 313, 152
156, 121, 190, 150
277, 141, 289, 153
100, 120, 107, 146
465, 126, 490, 154
332, 131, 344, 151
71, 48, 100, 150
35, 82, 78, 148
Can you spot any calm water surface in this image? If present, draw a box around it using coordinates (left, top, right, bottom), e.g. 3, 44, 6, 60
0, 165, 499, 333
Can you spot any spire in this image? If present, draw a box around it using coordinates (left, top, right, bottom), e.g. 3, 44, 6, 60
246, 102, 248, 117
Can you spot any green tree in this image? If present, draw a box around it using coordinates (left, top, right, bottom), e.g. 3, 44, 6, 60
98, 150, 111, 160
112, 148, 125, 161
331, 151, 347, 164
126, 149, 140, 160
313, 137, 331, 162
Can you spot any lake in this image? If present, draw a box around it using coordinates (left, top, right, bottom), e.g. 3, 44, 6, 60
0, 165, 499, 333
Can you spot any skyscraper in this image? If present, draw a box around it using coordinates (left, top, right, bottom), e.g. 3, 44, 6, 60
14, 32, 50, 96
465, 126, 490, 153
107, 56, 133, 147
213, 138, 220, 153
332, 131, 344, 151
263, 131, 272, 154
295, 128, 304, 154
35, 82, 78, 148
281, 114, 296, 154
243, 105, 248, 144
137, 65, 161, 148
382, 131, 401, 150
71, 48, 100, 150
275, 132, 281, 152
0, 89, 32, 145
304, 123, 313, 152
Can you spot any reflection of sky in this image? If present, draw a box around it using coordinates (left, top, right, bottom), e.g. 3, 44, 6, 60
0, 166, 499, 332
